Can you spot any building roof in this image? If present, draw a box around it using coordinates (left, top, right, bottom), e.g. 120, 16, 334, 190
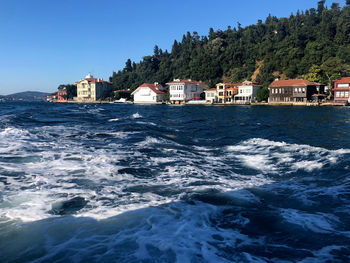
334, 77, 350, 84
204, 88, 217, 92
76, 76, 112, 85
166, 79, 203, 85
136, 83, 166, 94
269, 79, 320, 87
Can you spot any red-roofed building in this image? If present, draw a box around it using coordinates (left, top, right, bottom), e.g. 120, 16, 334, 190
131, 82, 166, 104
76, 74, 113, 102
57, 87, 67, 102
269, 79, 325, 104
216, 83, 240, 103
333, 77, 350, 105
166, 79, 205, 104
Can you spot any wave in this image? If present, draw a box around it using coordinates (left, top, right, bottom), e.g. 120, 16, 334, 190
226, 138, 350, 175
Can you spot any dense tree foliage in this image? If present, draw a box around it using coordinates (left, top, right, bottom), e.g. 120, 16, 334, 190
58, 84, 76, 100
110, 2, 350, 91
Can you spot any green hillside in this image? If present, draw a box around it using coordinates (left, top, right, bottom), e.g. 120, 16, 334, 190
110, 1, 350, 90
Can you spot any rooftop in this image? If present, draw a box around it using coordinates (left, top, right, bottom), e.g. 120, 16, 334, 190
138, 83, 165, 94
166, 79, 203, 85
269, 79, 320, 87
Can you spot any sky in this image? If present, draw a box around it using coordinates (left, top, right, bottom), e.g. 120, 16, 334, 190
0, 0, 346, 95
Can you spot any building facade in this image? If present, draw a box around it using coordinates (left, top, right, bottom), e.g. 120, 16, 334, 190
131, 83, 166, 104
204, 88, 217, 103
76, 74, 113, 102
333, 77, 350, 105
234, 81, 262, 103
57, 87, 67, 102
216, 83, 239, 103
167, 79, 205, 104
269, 79, 324, 104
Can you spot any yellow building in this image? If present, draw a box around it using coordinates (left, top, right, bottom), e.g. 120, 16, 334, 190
76, 74, 113, 102
216, 83, 239, 103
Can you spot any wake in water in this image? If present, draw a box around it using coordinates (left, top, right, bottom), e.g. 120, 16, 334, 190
0, 102, 350, 262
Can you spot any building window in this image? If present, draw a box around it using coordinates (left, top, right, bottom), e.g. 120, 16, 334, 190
345, 92, 349, 97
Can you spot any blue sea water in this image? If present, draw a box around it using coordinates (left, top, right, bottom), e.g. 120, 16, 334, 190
0, 101, 350, 262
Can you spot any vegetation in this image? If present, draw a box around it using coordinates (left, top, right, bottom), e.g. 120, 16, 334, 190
58, 84, 77, 100
256, 88, 270, 102
110, 1, 350, 92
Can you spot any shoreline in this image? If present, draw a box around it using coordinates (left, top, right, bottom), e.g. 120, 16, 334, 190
51, 100, 349, 107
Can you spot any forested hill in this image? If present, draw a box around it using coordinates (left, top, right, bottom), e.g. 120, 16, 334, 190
110, 1, 350, 91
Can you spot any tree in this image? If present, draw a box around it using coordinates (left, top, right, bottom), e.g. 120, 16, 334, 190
256, 88, 269, 102
108, 2, 350, 94
57, 84, 76, 100
321, 57, 350, 85
124, 59, 132, 73
304, 65, 325, 83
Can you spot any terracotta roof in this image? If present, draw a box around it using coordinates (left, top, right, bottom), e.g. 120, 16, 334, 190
138, 83, 165, 94
312, 94, 327, 97
334, 77, 350, 84
204, 88, 217, 91
166, 79, 203, 85
269, 79, 320, 87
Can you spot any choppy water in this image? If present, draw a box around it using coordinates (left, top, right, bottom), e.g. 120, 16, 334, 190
0, 101, 350, 262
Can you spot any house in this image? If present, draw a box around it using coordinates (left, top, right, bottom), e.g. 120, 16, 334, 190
131, 83, 166, 104
234, 81, 262, 104
269, 79, 324, 104
166, 79, 205, 104
333, 77, 350, 105
57, 87, 67, 102
204, 88, 217, 103
76, 74, 113, 102
216, 83, 239, 103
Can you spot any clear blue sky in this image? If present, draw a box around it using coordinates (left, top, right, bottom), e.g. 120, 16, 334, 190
0, 0, 345, 95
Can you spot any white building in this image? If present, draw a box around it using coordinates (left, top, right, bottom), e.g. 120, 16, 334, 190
76, 74, 113, 102
166, 79, 205, 104
234, 80, 262, 104
131, 83, 166, 104
204, 88, 217, 103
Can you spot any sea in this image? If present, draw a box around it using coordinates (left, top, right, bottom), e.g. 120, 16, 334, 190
0, 101, 349, 263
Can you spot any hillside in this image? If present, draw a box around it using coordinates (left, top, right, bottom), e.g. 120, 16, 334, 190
6, 91, 49, 101
110, 1, 350, 90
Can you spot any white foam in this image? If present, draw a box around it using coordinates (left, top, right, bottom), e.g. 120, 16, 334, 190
293, 161, 323, 172
132, 112, 142, 119
226, 138, 349, 175
108, 118, 119, 122
280, 209, 338, 234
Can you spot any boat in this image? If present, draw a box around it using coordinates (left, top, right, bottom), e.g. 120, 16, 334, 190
114, 98, 127, 103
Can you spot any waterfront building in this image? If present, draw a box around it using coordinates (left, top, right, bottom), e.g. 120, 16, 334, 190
204, 88, 217, 103
167, 79, 205, 104
131, 83, 166, 104
76, 74, 113, 102
57, 87, 67, 102
333, 77, 350, 105
268, 79, 324, 104
216, 83, 239, 103
234, 81, 262, 104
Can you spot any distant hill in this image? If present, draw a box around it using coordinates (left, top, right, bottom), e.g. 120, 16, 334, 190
110, 2, 350, 90
5, 91, 49, 101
